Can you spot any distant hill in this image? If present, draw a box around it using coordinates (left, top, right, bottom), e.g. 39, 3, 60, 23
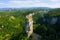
29, 7, 52, 10
0, 7, 52, 10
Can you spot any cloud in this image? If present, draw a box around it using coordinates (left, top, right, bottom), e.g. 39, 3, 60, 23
50, 0, 59, 2
49, 3, 60, 8
0, 2, 4, 4
7, 1, 49, 8
10, 0, 21, 1
8, 1, 60, 8
8, 1, 40, 8
10, 0, 41, 1
0, 0, 60, 8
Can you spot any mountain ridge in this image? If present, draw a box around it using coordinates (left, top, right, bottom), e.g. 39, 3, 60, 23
0, 7, 52, 10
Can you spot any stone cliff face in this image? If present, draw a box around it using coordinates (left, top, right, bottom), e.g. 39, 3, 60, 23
32, 33, 41, 40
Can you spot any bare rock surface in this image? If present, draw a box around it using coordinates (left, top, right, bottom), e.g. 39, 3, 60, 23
32, 33, 41, 40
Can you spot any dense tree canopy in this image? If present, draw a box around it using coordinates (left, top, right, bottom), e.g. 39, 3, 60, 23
0, 8, 60, 40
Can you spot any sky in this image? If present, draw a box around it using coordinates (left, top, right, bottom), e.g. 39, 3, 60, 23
0, 0, 60, 8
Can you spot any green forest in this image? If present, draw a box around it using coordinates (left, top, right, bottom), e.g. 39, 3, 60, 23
0, 8, 60, 40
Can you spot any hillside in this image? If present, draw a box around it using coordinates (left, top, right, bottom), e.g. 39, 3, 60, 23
0, 7, 52, 10
0, 8, 60, 40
